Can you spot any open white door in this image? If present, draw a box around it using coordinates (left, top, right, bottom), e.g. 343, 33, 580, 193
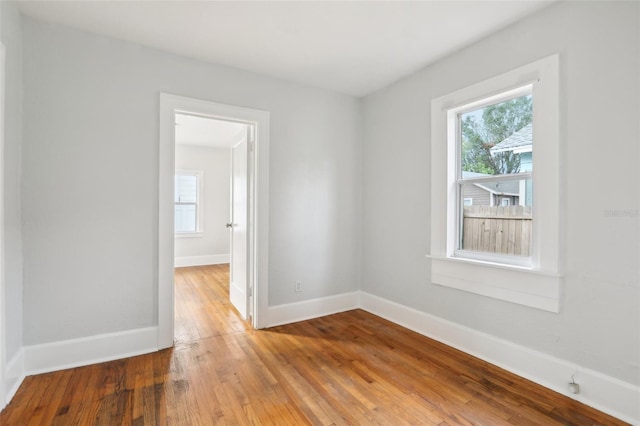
228, 127, 250, 320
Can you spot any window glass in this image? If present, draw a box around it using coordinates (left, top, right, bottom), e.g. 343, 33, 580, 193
456, 93, 533, 260
459, 179, 532, 257
175, 173, 199, 233
175, 175, 197, 203
460, 94, 533, 176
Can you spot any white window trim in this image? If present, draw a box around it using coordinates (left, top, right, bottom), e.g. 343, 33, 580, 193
174, 169, 204, 237
429, 54, 561, 313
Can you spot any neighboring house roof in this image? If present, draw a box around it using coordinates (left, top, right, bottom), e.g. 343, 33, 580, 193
490, 123, 532, 154
475, 180, 519, 196
462, 171, 488, 179
462, 171, 520, 196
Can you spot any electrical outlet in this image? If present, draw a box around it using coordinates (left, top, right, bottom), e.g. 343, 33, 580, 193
295, 281, 302, 292
569, 375, 580, 394
569, 382, 580, 394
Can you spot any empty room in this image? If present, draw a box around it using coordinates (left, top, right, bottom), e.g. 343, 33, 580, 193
0, 0, 638, 424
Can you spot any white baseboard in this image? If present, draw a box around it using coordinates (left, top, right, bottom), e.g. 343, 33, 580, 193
175, 254, 229, 268
3, 291, 637, 424
267, 291, 360, 328
24, 326, 158, 376
359, 291, 640, 425
3, 348, 25, 409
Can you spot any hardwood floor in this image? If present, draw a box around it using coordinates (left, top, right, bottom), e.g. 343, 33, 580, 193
0, 264, 627, 425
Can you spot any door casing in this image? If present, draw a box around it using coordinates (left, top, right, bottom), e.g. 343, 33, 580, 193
158, 93, 269, 349
0, 43, 6, 408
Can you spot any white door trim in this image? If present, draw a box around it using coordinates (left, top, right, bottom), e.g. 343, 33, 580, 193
158, 93, 270, 349
0, 42, 6, 408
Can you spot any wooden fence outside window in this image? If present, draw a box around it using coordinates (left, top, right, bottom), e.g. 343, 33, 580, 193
462, 205, 532, 256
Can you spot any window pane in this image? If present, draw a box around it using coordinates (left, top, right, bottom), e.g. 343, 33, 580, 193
175, 174, 197, 203
460, 178, 532, 256
460, 94, 533, 177
175, 204, 197, 233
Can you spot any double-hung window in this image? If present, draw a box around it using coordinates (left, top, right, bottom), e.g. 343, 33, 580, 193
430, 55, 561, 312
175, 171, 203, 235
454, 85, 533, 267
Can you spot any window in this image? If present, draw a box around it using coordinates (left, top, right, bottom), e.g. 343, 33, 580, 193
463, 198, 473, 207
455, 87, 533, 265
175, 171, 203, 234
430, 55, 561, 312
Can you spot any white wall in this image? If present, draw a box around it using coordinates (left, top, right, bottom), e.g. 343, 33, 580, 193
174, 144, 230, 265
1, 0, 23, 369
21, 17, 362, 345
362, 0, 638, 387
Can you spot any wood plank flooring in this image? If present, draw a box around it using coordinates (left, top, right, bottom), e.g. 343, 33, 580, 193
0, 264, 627, 425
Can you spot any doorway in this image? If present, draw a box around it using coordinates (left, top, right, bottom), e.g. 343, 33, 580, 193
158, 94, 270, 349
174, 113, 249, 319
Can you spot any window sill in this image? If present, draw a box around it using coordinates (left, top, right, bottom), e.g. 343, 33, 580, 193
175, 232, 204, 239
426, 254, 561, 313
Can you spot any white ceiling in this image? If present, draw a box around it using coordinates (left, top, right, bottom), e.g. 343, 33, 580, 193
175, 113, 246, 148
16, 0, 555, 97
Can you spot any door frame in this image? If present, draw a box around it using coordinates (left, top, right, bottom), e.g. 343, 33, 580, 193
158, 93, 269, 349
0, 43, 6, 408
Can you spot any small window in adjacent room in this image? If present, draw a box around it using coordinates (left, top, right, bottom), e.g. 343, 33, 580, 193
175, 171, 203, 234
430, 54, 561, 312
